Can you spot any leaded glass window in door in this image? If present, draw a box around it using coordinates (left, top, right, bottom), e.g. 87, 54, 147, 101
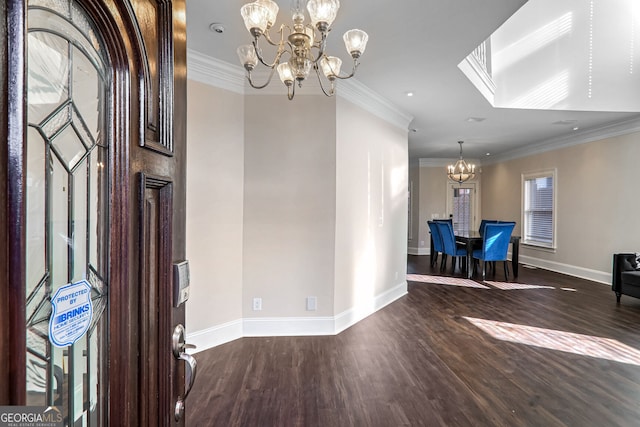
26, 1, 110, 425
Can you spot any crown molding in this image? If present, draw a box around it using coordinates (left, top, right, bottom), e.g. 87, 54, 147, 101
187, 48, 245, 94
483, 115, 640, 165
338, 79, 414, 131
419, 158, 451, 167
186, 49, 413, 130
419, 116, 640, 167
457, 55, 496, 106
419, 158, 483, 168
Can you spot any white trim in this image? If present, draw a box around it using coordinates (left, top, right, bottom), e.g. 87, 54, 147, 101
521, 169, 557, 250
186, 319, 243, 354
484, 116, 640, 165
334, 281, 408, 334
408, 181, 413, 242
518, 255, 610, 285
186, 50, 413, 131
338, 79, 414, 131
457, 55, 496, 105
420, 158, 483, 168
185, 282, 407, 350
243, 316, 336, 337
187, 49, 246, 94
446, 182, 479, 231
408, 247, 429, 256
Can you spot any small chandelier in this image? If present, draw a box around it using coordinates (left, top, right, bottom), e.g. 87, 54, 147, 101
447, 141, 476, 184
237, 0, 368, 100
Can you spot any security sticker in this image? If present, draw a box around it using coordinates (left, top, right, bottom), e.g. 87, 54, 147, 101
48, 280, 93, 347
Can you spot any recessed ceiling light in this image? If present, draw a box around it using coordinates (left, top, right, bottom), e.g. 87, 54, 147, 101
486, 152, 491, 156
466, 117, 486, 123
209, 23, 225, 34
573, 126, 579, 131
406, 92, 414, 97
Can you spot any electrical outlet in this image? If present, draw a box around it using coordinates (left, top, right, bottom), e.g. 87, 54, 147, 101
252, 297, 262, 311
306, 296, 317, 311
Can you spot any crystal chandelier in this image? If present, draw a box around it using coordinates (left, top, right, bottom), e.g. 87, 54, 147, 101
447, 141, 476, 184
237, 0, 368, 100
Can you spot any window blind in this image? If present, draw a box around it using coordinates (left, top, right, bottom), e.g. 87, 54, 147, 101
523, 176, 553, 246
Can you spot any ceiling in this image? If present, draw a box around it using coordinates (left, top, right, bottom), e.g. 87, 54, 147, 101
186, 0, 640, 162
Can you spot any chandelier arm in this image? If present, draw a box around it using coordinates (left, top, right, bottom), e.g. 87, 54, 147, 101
261, 24, 288, 47
332, 59, 359, 80
314, 65, 336, 97
246, 67, 278, 89
309, 30, 329, 64
253, 38, 289, 69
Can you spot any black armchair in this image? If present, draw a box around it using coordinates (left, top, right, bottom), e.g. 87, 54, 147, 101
612, 253, 640, 303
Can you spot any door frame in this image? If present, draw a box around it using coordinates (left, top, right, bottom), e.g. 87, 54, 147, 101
446, 181, 480, 231
1, 0, 28, 405
0, 0, 188, 424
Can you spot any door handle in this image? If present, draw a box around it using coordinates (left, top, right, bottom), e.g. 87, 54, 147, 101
172, 324, 198, 421
179, 351, 197, 401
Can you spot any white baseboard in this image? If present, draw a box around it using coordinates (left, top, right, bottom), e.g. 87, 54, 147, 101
186, 319, 243, 354
334, 281, 408, 334
407, 250, 610, 285
518, 254, 611, 285
243, 316, 336, 337
408, 247, 429, 256
186, 281, 408, 352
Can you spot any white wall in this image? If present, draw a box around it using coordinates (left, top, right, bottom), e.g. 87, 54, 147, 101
491, 0, 640, 112
481, 131, 640, 282
186, 81, 244, 346
407, 164, 454, 254
334, 97, 408, 325
186, 70, 410, 348
242, 95, 337, 320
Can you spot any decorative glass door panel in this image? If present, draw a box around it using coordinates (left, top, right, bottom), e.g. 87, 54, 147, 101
26, 1, 109, 425
447, 183, 476, 233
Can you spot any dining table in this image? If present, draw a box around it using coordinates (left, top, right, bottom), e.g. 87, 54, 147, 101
453, 230, 521, 279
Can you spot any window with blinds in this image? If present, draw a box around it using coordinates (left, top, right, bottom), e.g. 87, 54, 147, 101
522, 171, 556, 248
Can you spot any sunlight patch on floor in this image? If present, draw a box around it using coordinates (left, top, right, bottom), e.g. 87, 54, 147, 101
484, 281, 555, 290
464, 317, 640, 366
407, 274, 490, 289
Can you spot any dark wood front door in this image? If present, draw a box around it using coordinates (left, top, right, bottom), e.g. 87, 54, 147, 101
0, 0, 188, 425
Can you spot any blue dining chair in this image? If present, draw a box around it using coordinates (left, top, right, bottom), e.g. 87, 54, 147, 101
478, 219, 500, 272
479, 219, 499, 236
427, 221, 444, 268
434, 218, 453, 224
436, 221, 467, 273
472, 222, 516, 281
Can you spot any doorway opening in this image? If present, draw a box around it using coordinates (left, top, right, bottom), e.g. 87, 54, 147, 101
447, 183, 477, 232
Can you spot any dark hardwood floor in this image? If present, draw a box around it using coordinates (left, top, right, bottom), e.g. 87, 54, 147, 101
187, 256, 640, 426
